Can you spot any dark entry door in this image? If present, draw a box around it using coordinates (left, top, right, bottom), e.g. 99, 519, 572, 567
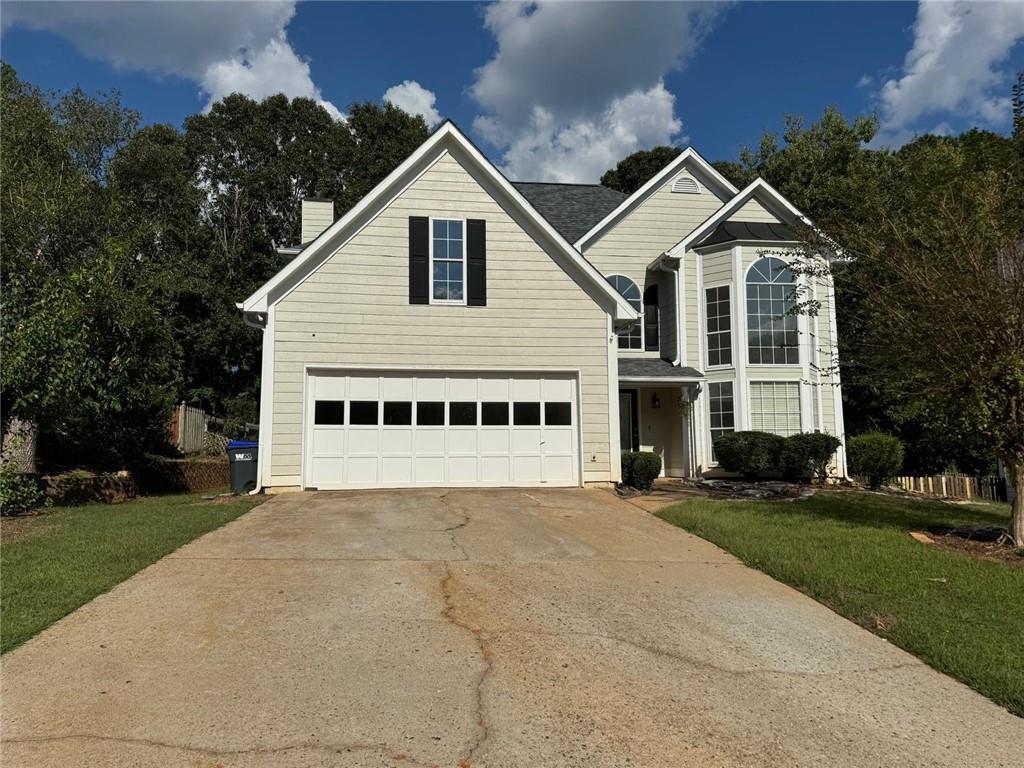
618, 390, 639, 452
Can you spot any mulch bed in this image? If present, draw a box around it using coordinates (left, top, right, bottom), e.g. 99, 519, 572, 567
916, 526, 1024, 570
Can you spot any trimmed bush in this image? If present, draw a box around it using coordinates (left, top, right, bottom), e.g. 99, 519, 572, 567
847, 432, 904, 489
620, 451, 663, 492
781, 432, 842, 483
713, 431, 784, 479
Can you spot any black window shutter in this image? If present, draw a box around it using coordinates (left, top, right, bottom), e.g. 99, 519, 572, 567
643, 284, 659, 351
409, 216, 429, 304
467, 219, 487, 307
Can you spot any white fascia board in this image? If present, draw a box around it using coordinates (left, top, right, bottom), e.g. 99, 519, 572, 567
241, 121, 637, 323
573, 147, 739, 252
666, 179, 808, 259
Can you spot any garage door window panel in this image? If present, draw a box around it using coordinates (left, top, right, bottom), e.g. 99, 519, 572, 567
482, 402, 510, 425
314, 401, 345, 425
544, 402, 572, 426
449, 402, 477, 426
416, 401, 445, 425
350, 401, 379, 425
514, 402, 541, 425
383, 402, 412, 425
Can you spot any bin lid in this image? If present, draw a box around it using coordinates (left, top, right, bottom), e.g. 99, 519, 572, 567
227, 440, 258, 449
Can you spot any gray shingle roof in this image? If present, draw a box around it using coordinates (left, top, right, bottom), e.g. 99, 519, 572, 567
512, 182, 628, 244
697, 220, 796, 248
618, 358, 704, 380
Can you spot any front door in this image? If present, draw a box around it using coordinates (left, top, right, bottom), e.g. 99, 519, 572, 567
618, 390, 639, 452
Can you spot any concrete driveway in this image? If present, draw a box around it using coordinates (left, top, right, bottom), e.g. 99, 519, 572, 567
2, 488, 1020, 767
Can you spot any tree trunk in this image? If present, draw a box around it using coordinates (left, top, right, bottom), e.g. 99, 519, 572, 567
1010, 458, 1024, 547
1, 416, 38, 475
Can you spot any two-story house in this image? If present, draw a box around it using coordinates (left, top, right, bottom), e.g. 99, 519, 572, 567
239, 121, 845, 491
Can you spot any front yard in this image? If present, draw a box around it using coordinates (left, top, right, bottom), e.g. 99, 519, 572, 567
658, 491, 1024, 717
1, 492, 262, 653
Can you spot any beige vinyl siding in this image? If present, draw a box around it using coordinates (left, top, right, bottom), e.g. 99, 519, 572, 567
637, 386, 686, 476
702, 249, 732, 285
815, 278, 839, 436
728, 197, 782, 224
270, 152, 613, 484
582, 169, 728, 360
300, 200, 334, 243
683, 254, 700, 367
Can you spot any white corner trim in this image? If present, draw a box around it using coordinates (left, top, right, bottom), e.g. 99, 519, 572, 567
666, 178, 808, 259
255, 305, 275, 490
241, 121, 638, 323
731, 245, 750, 431
573, 147, 738, 251
607, 315, 622, 482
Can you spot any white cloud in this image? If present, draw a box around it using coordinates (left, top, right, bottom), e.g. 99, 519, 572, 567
470, 1, 726, 181
2, 0, 341, 118
874, 0, 1024, 146
383, 80, 441, 127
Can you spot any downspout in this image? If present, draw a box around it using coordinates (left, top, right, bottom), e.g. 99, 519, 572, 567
238, 305, 267, 494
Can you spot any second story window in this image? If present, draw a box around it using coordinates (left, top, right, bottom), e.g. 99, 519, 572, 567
607, 274, 642, 349
431, 218, 464, 303
705, 286, 731, 367
747, 256, 799, 365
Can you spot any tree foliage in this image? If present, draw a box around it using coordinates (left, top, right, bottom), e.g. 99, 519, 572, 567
0, 64, 429, 469
600, 146, 682, 194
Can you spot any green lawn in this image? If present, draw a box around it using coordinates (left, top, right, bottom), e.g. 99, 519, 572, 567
657, 491, 1024, 717
1, 492, 262, 653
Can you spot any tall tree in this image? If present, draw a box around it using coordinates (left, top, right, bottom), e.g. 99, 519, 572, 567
1, 64, 179, 469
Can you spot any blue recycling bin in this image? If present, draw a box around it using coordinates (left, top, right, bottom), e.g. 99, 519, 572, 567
227, 440, 258, 493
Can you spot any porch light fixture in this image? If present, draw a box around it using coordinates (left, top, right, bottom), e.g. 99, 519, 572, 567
651, 393, 661, 409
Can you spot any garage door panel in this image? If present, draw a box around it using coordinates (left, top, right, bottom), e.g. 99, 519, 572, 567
349, 376, 380, 399
312, 429, 344, 454
448, 430, 477, 454
448, 456, 477, 482
306, 371, 579, 488
347, 429, 379, 454
415, 456, 445, 483
382, 429, 413, 454
347, 456, 378, 484
382, 457, 413, 483
543, 428, 574, 454
479, 429, 510, 454
414, 429, 445, 454
513, 455, 542, 482
512, 428, 542, 453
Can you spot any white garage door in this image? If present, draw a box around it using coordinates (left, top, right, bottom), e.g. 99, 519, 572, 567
304, 371, 580, 489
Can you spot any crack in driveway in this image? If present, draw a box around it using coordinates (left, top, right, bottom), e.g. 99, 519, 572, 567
440, 561, 494, 767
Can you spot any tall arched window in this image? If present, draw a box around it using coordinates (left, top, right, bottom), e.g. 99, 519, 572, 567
607, 275, 642, 350
746, 257, 799, 364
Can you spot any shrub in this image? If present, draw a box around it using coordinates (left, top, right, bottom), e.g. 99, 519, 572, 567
847, 432, 904, 489
620, 451, 662, 492
0, 466, 48, 516
713, 431, 784, 479
781, 432, 842, 483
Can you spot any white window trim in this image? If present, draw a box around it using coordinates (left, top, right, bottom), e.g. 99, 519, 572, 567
607, 274, 644, 351
428, 216, 467, 306
705, 378, 736, 468
703, 281, 733, 371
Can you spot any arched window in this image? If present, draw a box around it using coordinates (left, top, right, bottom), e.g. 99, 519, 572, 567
607, 275, 642, 350
746, 257, 799, 365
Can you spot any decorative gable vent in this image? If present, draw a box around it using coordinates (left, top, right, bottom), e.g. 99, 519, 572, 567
671, 174, 700, 194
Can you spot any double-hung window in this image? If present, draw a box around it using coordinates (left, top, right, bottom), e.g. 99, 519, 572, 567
431, 218, 465, 303
705, 286, 732, 367
707, 381, 735, 461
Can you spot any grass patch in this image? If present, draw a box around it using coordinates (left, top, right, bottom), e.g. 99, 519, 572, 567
1, 492, 262, 653
657, 491, 1024, 717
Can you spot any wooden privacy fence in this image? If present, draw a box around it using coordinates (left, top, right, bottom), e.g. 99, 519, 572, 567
169, 402, 208, 454
859, 474, 1008, 502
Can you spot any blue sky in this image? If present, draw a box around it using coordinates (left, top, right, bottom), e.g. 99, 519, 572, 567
3, 1, 1022, 181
